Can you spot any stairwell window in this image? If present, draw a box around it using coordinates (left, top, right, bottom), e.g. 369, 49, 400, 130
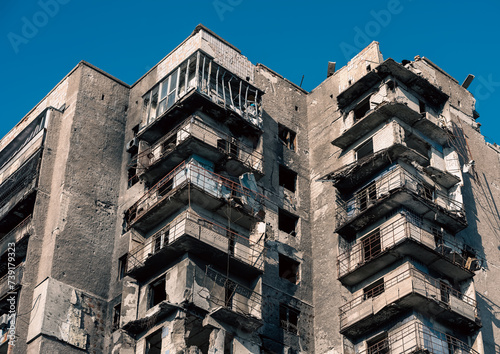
279, 304, 299, 334
279, 254, 300, 284
278, 124, 296, 151
148, 277, 166, 309
279, 165, 297, 193
278, 208, 299, 236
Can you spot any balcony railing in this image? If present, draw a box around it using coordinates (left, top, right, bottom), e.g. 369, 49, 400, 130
344, 321, 479, 354
0, 215, 32, 244
337, 216, 479, 281
136, 116, 263, 175
335, 165, 465, 232
126, 160, 265, 228
127, 210, 265, 273
340, 267, 479, 332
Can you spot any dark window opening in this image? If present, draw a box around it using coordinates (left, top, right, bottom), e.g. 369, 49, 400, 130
439, 280, 451, 303
278, 124, 296, 151
419, 184, 434, 201
354, 96, 371, 121
279, 304, 299, 334
145, 329, 162, 354
419, 100, 426, 114
101, 94, 105, 100
432, 227, 444, 245
356, 138, 374, 160
366, 64, 371, 72
132, 124, 139, 137
446, 334, 461, 354
118, 254, 128, 280
364, 278, 385, 300
153, 229, 169, 253
357, 181, 377, 212
112, 303, 121, 331
161, 135, 177, 156
148, 277, 166, 309
362, 229, 382, 262
128, 165, 139, 188
278, 209, 299, 236
157, 179, 173, 197
367, 332, 389, 354
217, 139, 238, 157
279, 165, 297, 192
295, 106, 299, 112
405, 135, 430, 157
279, 254, 300, 284
386, 80, 397, 91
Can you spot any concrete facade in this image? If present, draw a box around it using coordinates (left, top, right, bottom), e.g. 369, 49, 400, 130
0, 25, 498, 353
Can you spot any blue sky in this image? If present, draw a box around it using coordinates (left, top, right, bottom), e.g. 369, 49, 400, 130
1, 1, 500, 143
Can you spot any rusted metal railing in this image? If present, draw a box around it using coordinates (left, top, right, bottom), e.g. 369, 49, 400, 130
335, 166, 465, 229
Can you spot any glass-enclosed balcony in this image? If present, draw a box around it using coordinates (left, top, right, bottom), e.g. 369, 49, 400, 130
126, 210, 265, 280
344, 321, 479, 354
335, 166, 466, 237
339, 267, 481, 339
136, 115, 263, 185
126, 158, 265, 232
0, 150, 41, 233
338, 216, 479, 286
139, 50, 263, 143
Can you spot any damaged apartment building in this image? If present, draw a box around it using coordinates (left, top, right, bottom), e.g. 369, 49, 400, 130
0, 24, 498, 353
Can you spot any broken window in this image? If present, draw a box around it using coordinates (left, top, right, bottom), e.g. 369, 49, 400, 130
127, 166, 139, 188
148, 277, 166, 309
363, 278, 385, 300
279, 165, 297, 192
224, 280, 236, 308
118, 254, 128, 280
362, 229, 382, 262
279, 254, 300, 284
418, 183, 434, 201
419, 100, 426, 114
432, 227, 444, 245
217, 138, 238, 157
354, 96, 371, 121
145, 329, 162, 354
279, 304, 299, 334
278, 208, 299, 236
112, 303, 121, 331
356, 138, 374, 161
278, 124, 296, 151
357, 181, 377, 212
367, 332, 389, 354
153, 229, 169, 253
439, 280, 451, 303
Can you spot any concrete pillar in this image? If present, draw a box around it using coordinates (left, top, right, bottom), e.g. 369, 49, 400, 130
208, 327, 226, 354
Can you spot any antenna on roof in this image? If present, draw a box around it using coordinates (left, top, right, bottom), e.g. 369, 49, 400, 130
300, 75, 305, 87
462, 74, 475, 89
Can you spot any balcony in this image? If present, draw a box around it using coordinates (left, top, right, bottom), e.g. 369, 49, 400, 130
123, 265, 262, 335
332, 99, 450, 150
201, 266, 262, 331
139, 50, 263, 144
335, 166, 467, 237
338, 216, 479, 286
336, 58, 448, 111
126, 160, 265, 232
339, 268, 481, 339
321, 144, 430, 195
0, 215, 32, 250
136, 115, 264, 185
0, 150, 41, 233
126, 210, 265, 280
344, 321, 479, 354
